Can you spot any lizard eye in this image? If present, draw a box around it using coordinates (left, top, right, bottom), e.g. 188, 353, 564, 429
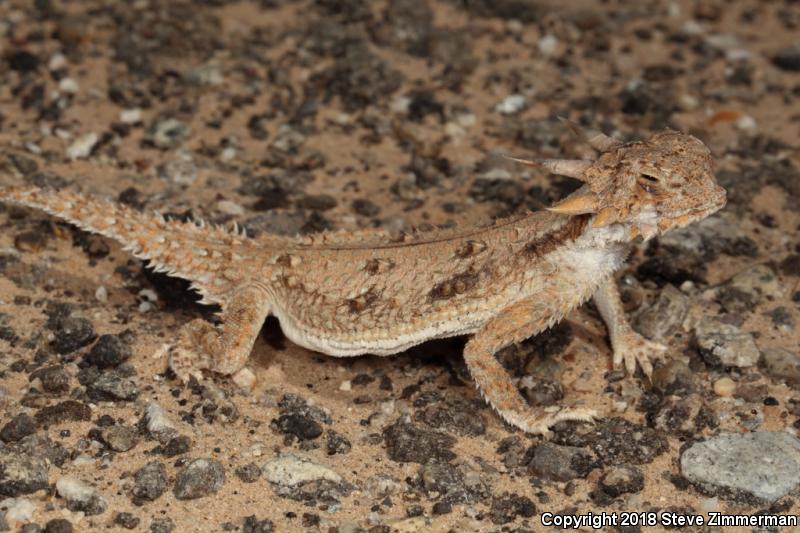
638, 173, 660, 194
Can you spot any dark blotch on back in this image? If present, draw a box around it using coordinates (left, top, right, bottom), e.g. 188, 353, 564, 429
428, 268, 481, 301
523, 216, 589, 258
454, 239, 487, 259
348, 288, 380, 313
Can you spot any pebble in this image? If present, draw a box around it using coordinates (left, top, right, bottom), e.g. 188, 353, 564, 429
383, 421, 456, 464
66, 133, 98, 160
119, 109, 142, 124
29, 365, 70, 394
537, 34, 558, 56
84, 333, 133, 368
527, 442, 596, 482
101, 425, 139, 452
773, 43, 800, 71
680, 432, 800, 502
273, 413, 323, 440
58, 77, 79, 94
0, 414, 36, 443
234, 463, 262, 483
494, 94, 526, 115
262, 454, 342, 486
633, 284, 689, 340
148, 118, 190, 149
598, 465, 644, 497
713, 377, 736, 396
143, 402, 178, 442
695, 319, 760, 368
50, 317, 96, 355
1, 498, 36, 528
86, 372, 139, 401
44, 517, 73, 532
113, 512, 140, 529
173, 459, 225, 500
94, 286, 107, 303
759, 348, 800, 389
55, 476, 107, 515
132, 461, 167, 503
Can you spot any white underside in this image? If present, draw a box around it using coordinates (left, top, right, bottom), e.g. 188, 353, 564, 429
268, 224, 628, 358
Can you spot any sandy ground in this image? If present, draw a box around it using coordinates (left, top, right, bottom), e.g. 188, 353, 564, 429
1, 0, 800, 531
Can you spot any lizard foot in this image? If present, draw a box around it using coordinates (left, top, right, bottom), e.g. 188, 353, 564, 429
167, 318, 216, 384
611, 331, 667, 377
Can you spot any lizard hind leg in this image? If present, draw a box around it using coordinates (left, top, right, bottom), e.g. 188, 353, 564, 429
168, 284, 272, 386
463, 297, 598, 436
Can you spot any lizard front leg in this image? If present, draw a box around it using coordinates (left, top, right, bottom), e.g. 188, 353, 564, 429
463, 296, 598, 436
592, 277, 666, 377
168, 284, 271, 385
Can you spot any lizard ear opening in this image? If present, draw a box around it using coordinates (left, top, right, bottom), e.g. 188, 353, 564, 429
505, 156, 592, 181
546, 192, 599, 215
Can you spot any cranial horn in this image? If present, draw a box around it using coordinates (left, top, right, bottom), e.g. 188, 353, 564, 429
504, 156, 592, 180
557, 117, 622, 152
546, 192, 599, 214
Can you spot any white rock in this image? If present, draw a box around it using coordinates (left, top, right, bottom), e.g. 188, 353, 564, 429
119, 108, 142, 124
94, 286, 108, 303
1, 497, 36, 526
58, 77, 79, 94
262, 454, 342, 486
494, 94, 526, 115
538, 34, 558, 56
48, 53, 67, 71
66, 133, 98, 160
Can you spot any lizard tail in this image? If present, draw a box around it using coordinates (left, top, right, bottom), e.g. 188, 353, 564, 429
0, 186, 248, 304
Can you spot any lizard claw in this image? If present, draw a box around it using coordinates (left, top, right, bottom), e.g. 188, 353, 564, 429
612, 332, 667, 378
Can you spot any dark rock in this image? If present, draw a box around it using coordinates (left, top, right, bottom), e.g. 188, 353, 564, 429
527, 442, 596, 482
489, 493, 536, 525
383, 421, 456, 464
34, 401, 91, 426
43, 519, 72, 533
1, 414, 36, 443
352, 198, 381, 217
650, 358, 697, 395
274, 413, 323, 441
173, 458, 225, 500
101, 425, 139, 452
598, 465, 644, 497
633, 284, 689, 340
242, 515, 274, 533
148, 517, 174, 533
86, 372, 139, 402
415, 395, 485, 437
313, 43, 402, 111
84, 334, 133, 368
773, 43, 800, 71
152, 435, 191, 457
7, 50, 40, 72
0, 448, 49, 496
113, 512, 140, 529
29, 365, 70, 394
558, 418, 668, 466
760, 348, 800, 389
50, 317, 96, 355
235, 463, 262, 483
326, 430, 352, 455
132, 461, 168, 503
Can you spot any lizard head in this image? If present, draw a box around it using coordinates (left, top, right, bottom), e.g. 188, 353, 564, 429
524, 130, 727, 240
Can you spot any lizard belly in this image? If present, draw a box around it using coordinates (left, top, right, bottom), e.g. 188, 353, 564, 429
269, 236, 627, 358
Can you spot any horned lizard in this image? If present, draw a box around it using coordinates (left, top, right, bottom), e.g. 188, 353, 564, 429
0, 129, 726, 435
